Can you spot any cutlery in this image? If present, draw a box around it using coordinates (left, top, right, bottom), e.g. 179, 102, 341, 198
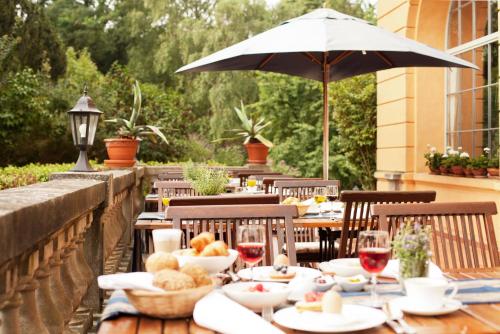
386, 302, 417, 334
382, 302, 404, 334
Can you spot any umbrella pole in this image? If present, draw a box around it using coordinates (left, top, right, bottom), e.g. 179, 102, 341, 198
322, 61, 330, 180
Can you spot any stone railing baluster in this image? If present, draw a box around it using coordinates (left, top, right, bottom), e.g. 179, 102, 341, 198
17, 251, 49, 334
0, 262, 21, 334
36, 240, 64, 334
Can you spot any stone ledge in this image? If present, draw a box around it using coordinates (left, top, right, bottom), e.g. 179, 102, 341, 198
0, 179, 106, 264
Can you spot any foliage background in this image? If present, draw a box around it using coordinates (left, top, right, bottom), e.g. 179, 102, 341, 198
0, 0, 377, 190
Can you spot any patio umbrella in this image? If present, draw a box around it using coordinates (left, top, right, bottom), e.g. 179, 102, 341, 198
176, 8, 477, 180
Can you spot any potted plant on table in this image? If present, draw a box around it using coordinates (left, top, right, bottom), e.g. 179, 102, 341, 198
424, 145, 442, 175
392, 221, 431, 283
183, 163, 229, 195
217, 102, 273, 165
104, 81, 168, 167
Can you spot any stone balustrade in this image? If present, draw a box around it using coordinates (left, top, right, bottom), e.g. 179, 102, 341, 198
0, 168, 145, 334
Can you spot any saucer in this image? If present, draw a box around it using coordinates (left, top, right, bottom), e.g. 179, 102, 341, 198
390, 297, 462, 316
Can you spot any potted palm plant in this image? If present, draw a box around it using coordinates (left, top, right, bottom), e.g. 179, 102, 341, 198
104, 81, 168, 167
218, 102, 273, 165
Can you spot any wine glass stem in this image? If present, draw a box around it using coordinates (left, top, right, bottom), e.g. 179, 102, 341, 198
250, 265, 254, 281
371, 273, 378, 306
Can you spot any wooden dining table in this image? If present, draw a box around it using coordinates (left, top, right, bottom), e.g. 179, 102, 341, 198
98, 269, 500, 334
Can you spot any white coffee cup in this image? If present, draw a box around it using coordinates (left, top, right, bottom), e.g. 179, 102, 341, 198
152, 229, 183, 253
404, 277, 458, 309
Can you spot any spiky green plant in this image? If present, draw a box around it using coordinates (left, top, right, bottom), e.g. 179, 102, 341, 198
216, 101, 273, 148
105, 80, 168, 144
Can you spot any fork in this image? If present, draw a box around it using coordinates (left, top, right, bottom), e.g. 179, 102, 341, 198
382, 303, 404, 334
387, 302, 417, 334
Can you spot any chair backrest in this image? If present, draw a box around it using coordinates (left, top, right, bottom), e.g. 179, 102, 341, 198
165, 204, 297, 266
169, 194, 280, 206
371, 201, 499, 271
238, 171, 282, 187
338, 190, 436, 258
158, 172, 184, 181
274, 179, 341, 202
155, 181, 197, 211
263, 177, 322, 194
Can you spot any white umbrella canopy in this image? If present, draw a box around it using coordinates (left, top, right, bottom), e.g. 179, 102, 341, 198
177, 8, 477, 179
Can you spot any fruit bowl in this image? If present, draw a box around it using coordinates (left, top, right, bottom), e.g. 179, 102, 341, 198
173, 249, 239, 274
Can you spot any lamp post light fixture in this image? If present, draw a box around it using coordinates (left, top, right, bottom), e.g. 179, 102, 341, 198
68, 87, 102, 172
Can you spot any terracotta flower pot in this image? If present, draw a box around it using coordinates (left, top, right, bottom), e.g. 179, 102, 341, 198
104, 138, 139, 167
487, 167, 499, 177
429, 167, 440, 175
439, 166, 449, 175
464, 167, 473, 177
471, 168, 487, 177
450, 165, 465, 176
245, 142, 269, 164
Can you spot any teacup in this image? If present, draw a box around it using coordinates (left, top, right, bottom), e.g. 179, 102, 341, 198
404, 277, 458, 309
152, 229, 183, 253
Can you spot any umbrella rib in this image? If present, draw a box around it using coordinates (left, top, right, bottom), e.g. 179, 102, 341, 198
329, 51, 353, 66
258, 53, 276, 69
375, 51, 393, 66
302, 52, 322, 65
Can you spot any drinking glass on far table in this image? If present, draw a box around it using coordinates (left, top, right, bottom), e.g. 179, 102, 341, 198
246, 177, 257, 192
358, 230, 391, 307
237, 225, 265, 280
325, 185, 338, 214
313, 187, 327, 217
152, 229, 183, 253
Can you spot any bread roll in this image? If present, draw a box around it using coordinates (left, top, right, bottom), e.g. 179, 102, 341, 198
180, 264, 212, 287
199, 240, 229, 256
152, 269, 196, 291
190, 232, 215, 252
145, 252, 179, 273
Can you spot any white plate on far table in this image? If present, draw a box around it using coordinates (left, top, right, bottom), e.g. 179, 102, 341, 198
273, 304, 387, 333
237, 266, 320, 282
390, 297, 462, 316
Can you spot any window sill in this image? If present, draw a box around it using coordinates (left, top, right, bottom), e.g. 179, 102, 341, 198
405, 173, 500, 192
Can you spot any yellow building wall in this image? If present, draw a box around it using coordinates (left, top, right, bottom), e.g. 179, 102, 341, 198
376, 0, 500, 244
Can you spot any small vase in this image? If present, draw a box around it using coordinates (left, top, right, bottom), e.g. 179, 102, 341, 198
487, 168, 499, 177
399, 259, 429, 291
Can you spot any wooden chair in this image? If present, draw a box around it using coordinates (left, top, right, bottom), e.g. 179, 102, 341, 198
274, 179, 340, 202
157, 172, 184, 181
337, 190, 436, 259
371, 201, 499, 272
169, 194, 280, 206
262, 177, 322, 194
155, 181, 197, 211
165, 204, 297, 266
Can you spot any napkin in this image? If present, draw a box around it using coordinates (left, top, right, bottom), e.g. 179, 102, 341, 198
381, 259, 444, 280
193, 291, 285, 334
97, 272, 165, 292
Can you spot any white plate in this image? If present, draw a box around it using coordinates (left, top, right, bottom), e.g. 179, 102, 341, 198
319, 258, 370, 278
391, 297, 462, 316
222, 282, 291, 311
273, 304, 386, 333
237, 266, 320, 282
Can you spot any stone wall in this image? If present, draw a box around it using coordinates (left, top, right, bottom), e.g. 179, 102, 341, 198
0, 168, 145, 334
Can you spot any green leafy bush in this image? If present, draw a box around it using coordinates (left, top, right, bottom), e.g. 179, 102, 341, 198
0, 163, 72, 190
183, 163, 229, 195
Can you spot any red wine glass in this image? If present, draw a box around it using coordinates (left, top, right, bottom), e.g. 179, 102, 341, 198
359, 230, 390, 307
237, 225, 265, 280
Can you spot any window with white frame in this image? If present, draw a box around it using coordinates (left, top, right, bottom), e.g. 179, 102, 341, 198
446, 0, 498, 157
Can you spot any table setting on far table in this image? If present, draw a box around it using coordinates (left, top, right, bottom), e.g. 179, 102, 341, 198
98, 224, 500, 334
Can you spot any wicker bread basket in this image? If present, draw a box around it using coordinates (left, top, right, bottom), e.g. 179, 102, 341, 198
125, 282, 214, 318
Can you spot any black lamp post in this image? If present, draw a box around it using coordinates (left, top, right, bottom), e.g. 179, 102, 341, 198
68, 87, 102, 172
